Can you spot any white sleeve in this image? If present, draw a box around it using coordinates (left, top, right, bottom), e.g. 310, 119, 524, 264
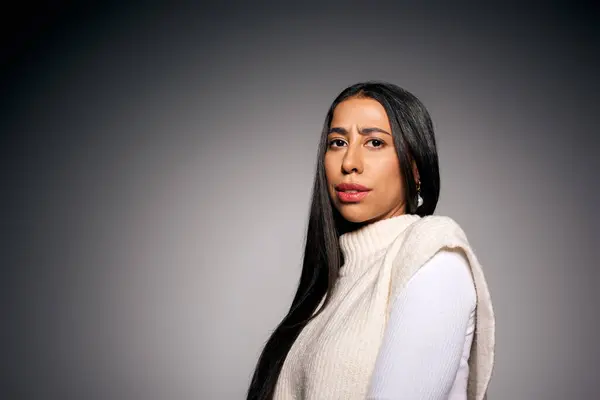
367, 249, 476, 400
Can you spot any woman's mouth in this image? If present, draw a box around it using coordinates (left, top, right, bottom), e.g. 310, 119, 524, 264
335, 189, 371, 203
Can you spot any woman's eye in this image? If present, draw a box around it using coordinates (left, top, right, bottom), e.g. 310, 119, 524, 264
329, 139, 346, 148
328, 138, 385, 148
367, 139, 384, 148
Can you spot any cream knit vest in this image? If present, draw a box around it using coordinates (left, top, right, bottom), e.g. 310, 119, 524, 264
273, 214, 495, 400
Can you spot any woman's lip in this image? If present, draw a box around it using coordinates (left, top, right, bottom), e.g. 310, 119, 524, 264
336, 190, 370, 203
335, 183, 371, 191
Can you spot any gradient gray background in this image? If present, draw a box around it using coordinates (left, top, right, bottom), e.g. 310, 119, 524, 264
3, 2, 599, 399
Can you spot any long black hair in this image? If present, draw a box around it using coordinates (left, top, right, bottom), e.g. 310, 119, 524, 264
246, 81, 440, 399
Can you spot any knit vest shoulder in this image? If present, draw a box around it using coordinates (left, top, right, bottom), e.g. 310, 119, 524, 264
273, 214, 495, 400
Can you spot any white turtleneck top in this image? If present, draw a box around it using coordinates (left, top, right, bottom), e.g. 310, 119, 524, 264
273, 214, 495, 400
367, 249, 476, 399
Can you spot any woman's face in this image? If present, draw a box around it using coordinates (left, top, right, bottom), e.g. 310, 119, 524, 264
325, 97, 413, 224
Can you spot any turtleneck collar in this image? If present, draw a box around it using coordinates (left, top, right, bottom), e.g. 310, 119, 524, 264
339, 213, 421, 276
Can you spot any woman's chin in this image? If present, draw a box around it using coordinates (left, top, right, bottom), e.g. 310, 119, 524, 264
337, 206, 375, 224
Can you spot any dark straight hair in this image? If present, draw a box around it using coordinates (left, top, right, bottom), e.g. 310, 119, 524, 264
246, 81, 440, 400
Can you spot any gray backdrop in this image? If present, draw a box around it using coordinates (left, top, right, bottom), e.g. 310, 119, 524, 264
3, 2, 598, 399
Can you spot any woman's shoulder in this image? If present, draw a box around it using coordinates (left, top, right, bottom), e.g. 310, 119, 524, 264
394, 214, 473, 262
387, 214, 479, 312
407, 214, 468, 242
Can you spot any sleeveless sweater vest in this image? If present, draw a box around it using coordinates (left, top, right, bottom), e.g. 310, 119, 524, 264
273, 214, 495, 400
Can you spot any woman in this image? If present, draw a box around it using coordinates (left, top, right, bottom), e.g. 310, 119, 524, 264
247, 82, 495, 400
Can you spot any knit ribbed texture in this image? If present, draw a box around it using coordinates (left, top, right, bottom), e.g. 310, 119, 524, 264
273, 214, 495, 400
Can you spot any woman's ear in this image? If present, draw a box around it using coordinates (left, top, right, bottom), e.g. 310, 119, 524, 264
411, 160, 420, 183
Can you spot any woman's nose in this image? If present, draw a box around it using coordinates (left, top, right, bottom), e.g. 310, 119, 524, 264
341, 144, 363, 174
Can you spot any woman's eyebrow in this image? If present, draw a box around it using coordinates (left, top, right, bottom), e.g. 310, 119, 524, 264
328, 127, 348, 135
328, 126, 391, 136
360, 127, 391, 136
